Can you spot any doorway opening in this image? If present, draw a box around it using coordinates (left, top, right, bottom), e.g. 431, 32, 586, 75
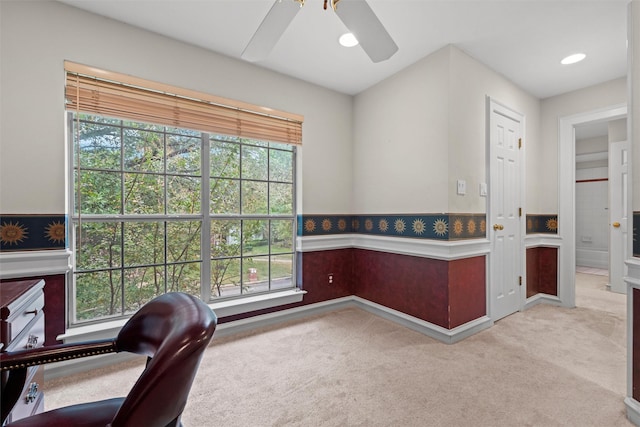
558, 104, 627, 308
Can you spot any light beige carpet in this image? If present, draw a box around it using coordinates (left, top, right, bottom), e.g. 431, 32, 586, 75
44, 272, 632, 426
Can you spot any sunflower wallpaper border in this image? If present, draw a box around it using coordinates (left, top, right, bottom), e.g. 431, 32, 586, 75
0, 212, 562, 250
299, 214, 487, 240
0, 215, 66, 251
526, 214, 558, 234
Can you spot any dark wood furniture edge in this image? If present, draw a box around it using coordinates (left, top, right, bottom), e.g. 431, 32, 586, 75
1, 340, 116, 424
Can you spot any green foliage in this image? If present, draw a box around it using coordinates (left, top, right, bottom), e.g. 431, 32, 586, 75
71, 114, 296, 323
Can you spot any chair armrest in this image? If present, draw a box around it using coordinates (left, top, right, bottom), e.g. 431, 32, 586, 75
0, 339, 117, 372
1, 340, 116, 423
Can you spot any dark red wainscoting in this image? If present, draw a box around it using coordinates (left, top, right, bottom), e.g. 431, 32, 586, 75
353, 249, 486, 329
353, 249, 450, 328
448, 256, 486, 328
526, 247, 558, 298
220, 249, 354, 324
634, 288, 640, 401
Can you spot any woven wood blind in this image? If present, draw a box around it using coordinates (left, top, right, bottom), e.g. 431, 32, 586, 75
64, 61, 303, 145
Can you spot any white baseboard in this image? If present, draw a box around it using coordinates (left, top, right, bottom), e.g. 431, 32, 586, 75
524, 293, 564, 310
45, 295, 492, 379
349, 296, 493, 344
625, 397, 640, 426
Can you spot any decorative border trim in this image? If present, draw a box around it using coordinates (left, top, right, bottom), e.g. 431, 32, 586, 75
299, 213, 486, 240
300, 213, 559, 239
0, 214, 66, 251
634, 212, 640, 257
0, 212, 562, 251
526, 214, 558, 234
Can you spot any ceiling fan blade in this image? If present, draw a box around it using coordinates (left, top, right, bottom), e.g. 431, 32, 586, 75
334, 0, 398, 63
242, 0, 301, 62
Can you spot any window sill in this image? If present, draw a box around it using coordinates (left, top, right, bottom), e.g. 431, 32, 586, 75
58, 289, 306, 343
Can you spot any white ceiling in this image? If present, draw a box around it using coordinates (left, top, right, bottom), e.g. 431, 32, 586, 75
57, 0, 628, 98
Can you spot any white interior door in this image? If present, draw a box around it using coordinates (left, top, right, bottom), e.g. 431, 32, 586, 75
489, 99, 523, 321
609, 139, 630, 294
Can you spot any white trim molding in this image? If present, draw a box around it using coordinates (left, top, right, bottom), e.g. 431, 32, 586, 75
0, 249, 72, 279
558, 103, 627, 310
524, 234, 562, 248
626, 258, 640, 425
298, 234, 490, 261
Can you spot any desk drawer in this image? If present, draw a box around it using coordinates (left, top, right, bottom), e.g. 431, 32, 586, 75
5, 311, 45, 353
2, 292, 45, 346
7, 365, 45, 423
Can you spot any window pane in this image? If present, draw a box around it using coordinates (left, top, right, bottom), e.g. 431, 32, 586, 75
124, 222, 165, 267
271, 254, 293, 290
211, 258, 241, 298
243, 256, 268, 294
165, 126, 200, 137
269, 141, 293, 151
211, 220, 241, 257
81, 114, 121, 126
269, 149, 293, 182
76, 222, 122, 270
123, 127, 164, 173
122, 121, 165, 132
77, 120, 121, 170
244, 219, 269, 256
168, 175, 201, 214
75, 270, 123, 321
167, 262, 201, 296
70, 111, 297, 325
77, 170, 122, 215
271, 220, 293, 254
124, 266, 165, 314
167, 134, 201, 175
124, 173, 164, 214
242, 145, 268, 180
269, 183, 293, 215
241, 138, 268, 148
211, 178, 240, 214
242, 181, 268, 214
167, 221, 201, 263
210, 139, 240, 178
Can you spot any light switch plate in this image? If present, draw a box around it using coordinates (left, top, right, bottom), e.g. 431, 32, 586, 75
457, 179, 466, 195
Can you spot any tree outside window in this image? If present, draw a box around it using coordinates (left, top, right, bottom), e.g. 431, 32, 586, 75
70, 114, 296, 324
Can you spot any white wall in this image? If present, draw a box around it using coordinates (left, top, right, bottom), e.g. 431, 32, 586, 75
352, 45, 540, 215
575, 166, 609, 269
448, 47, 540, 213
0, 1, 353, 215
351, 46, 450, 214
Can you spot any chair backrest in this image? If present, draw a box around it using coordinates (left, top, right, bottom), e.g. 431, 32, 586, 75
110, 292, 217, 427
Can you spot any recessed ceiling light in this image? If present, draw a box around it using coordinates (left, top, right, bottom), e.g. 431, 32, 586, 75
561, 53, 586, 65
339, 33, 358, 48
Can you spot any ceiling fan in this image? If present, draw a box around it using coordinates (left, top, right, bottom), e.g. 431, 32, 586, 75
242, 0, 398, 63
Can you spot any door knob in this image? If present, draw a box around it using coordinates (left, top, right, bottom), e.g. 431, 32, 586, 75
493, 224, 504, 231
613, 222, 621, 228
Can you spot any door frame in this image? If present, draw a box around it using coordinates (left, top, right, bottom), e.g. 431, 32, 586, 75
558, 103, 627, 307
487, 97, 526, 320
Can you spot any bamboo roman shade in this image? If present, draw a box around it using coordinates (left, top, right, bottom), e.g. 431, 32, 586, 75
64, 61, 303, 145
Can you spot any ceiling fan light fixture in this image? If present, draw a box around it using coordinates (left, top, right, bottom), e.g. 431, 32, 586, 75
561, 53, 586, 65
339, 32, 358, 47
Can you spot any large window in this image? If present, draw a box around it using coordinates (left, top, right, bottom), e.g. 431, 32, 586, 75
67, 69, 300, 325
